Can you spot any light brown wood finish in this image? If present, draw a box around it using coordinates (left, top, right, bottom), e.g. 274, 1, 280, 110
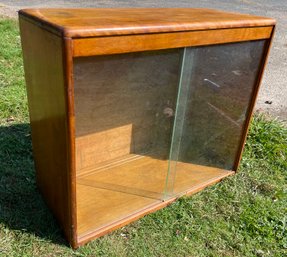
73, 26, 273, 57
63, 36, 78, 248
73, 50, 180, 173
19, 8, 275, 38
19, 18, 75, 244
76, 156, 233, 240
19, 8, 275, 249
77, 169, 234, 247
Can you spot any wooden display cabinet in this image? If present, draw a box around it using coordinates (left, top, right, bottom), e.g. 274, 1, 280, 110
19, 8, 275, 248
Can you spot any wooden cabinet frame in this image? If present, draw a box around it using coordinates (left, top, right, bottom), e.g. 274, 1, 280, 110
19, 8, 275, 248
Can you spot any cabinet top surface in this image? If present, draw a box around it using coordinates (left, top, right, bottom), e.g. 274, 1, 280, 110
19, 8, 275, 38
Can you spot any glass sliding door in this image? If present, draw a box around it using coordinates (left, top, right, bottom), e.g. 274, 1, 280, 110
74, 39, 267, 236
74, 49, 182, 236
166, 40, 267, 197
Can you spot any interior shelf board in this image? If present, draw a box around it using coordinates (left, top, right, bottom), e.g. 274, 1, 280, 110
76, 155, 234, 239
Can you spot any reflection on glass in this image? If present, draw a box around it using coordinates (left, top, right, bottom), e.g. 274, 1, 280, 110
74, 40, 267, 236
74, 49, 182, 236
165, 47, 196, 197
167, 40, 266, 196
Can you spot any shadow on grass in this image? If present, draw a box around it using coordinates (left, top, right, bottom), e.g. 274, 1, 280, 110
0, 123, 68, 246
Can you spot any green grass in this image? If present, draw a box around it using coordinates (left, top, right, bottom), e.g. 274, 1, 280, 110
0, 19, 286, 257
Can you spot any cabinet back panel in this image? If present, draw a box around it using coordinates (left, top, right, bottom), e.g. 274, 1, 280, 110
74, 49, 181, 173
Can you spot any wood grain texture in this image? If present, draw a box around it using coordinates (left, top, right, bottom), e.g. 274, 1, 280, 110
77, 169, 233, 247
73, 50, 180, 174
62, 37, 78, 248
19, 8, 275, 38
73, 26, 273, 57
19, 18, 75, 246
19, 8, 275, 248
76, 156, 234, 240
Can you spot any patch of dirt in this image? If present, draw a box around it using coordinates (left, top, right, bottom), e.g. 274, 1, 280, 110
0, 5, 18, 18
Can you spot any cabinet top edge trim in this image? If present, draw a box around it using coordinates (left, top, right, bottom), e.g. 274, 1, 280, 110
19, 8, 275, 38
72, 26, 273, 57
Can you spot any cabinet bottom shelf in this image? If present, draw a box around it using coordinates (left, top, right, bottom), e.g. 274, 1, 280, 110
76, 155, 234, 245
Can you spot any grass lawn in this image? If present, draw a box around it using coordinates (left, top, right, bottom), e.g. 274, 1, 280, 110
0, 18, 286, 257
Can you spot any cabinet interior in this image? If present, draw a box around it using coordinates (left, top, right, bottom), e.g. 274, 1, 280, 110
74, 41, 266, 239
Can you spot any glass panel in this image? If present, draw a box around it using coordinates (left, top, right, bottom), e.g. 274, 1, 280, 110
165, 47, 196, 197
167, 40, 266, 197
74, 40, 266, 236
74, 49, 181, 236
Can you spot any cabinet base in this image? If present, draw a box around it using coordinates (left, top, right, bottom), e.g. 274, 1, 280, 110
76, 155, 234, 246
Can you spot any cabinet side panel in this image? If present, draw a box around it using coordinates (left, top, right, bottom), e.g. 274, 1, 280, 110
19, 18, 74, 244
